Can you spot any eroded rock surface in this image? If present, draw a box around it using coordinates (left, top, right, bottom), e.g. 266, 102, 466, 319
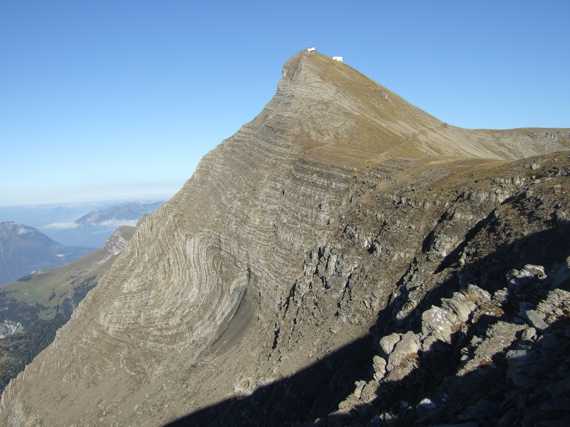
328, 172, 570, 427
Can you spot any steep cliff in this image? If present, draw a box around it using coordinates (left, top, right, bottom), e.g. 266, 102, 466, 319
1, 51, 569, 426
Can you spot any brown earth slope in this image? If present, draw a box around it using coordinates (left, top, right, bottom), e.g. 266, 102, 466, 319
0, 51, 568, 426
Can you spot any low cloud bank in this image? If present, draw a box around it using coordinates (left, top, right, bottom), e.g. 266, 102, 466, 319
43, 222, 80, 230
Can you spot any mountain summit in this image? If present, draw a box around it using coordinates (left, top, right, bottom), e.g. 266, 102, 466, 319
1, 51, 569, 426
274, 51, 569, 165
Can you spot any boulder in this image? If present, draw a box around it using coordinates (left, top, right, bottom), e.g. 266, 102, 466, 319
524, 309, 548, 330
372, 355, 387, 380
507, 264, 547, 287
520, 327, 537, 341
385, 332, 420, 380
421, 305, 457, 343
378, 333, 401, 357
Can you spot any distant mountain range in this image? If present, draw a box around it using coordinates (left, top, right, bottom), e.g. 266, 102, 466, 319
75, 201, 162, 227
0, 222, 90, 285
0, 200, 163, 248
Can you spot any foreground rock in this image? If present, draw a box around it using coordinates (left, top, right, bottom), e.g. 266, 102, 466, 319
330, 179, 570, 426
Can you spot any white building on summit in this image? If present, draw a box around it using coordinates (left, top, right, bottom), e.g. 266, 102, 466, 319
306, 47, 316, 53
332, 56, 344, 62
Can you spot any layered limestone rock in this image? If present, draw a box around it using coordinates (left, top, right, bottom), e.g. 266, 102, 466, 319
1, 51, 569, 426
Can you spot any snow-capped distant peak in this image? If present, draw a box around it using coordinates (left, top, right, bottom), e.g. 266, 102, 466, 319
0, 222, 36, 236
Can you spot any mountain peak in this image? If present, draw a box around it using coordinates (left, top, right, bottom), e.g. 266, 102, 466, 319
271, 49, 570, 166
281, 49, 345, 79
268, 49, 454, 167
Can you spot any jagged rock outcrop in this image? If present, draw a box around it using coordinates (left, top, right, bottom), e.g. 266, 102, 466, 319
0, 51, 569, 426
326, 163, 570, 426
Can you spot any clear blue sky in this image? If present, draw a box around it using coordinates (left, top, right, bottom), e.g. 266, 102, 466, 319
1, 0, 569, 206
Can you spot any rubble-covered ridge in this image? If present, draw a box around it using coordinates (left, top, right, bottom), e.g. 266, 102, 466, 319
329, 165, 570, 426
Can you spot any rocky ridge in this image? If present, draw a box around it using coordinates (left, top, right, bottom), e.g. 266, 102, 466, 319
0, 51, 569, 426
326, 164, 570, 426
